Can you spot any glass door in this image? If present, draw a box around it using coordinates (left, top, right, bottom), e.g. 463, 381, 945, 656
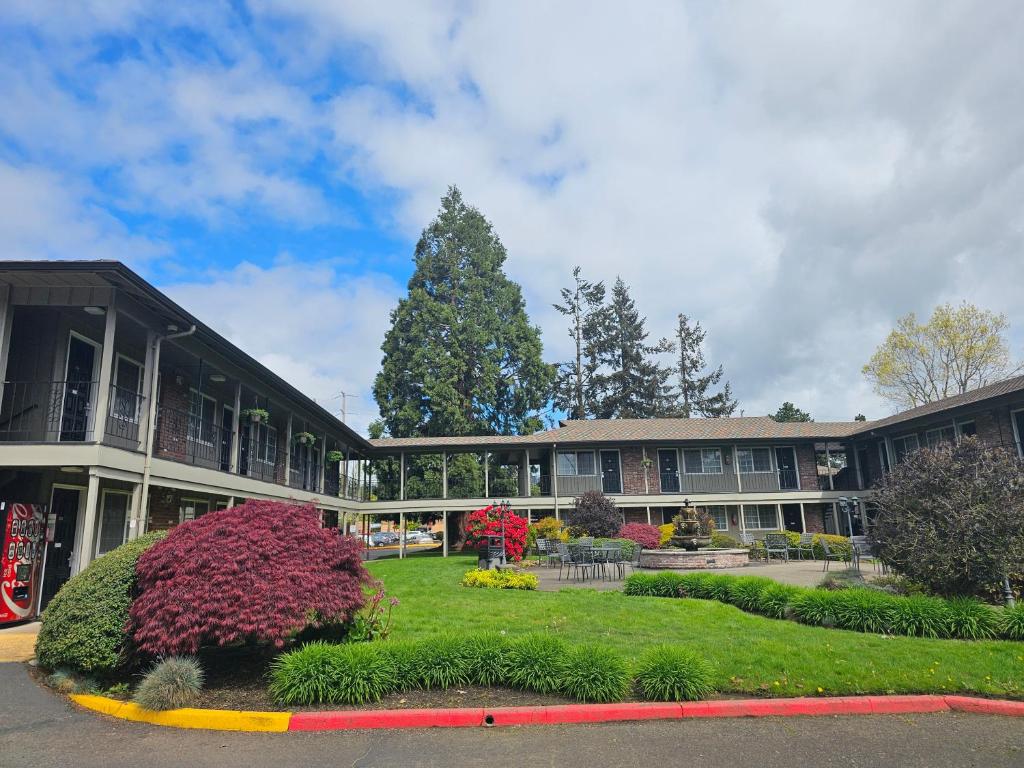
60, 335, 98, 441
600, 450, 621, 494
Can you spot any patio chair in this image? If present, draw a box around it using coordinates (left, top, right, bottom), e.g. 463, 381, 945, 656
565, 544, 598, 582
535, 537, 549, 565
577, 537, 594, 547
739, 532, 765, 561
545, 539, 564, 568
601, 544, 625, 580
849, 536, 878, 572
763, 533, 790, 563
626, 541, 644, 574
788, 533, 815, 561
555, 542, 573, 580
819, 536, 848, 572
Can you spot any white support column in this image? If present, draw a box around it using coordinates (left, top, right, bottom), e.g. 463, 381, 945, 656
799, 502, 807, 534
551, 447, 559, 520
442, 451, 448, 500
399, 511, 406, 559
646, 506, 651, 525
520, 450, 530, 497
776, 503, 783, 531
227, 496, 236, 509
230, 382, 242, 472
825, 443, 834, 490
399, 452, 406, 501
318, 432, 327, 492
738, 503, 747, 535
77, 471, 102, 574
733, 445, 742, 492
442, 510, 449, 558
284, 412, 293, 481
483, 451, 490, 498
127, 482, 143, 541
92, 295, 118, 442
831, 502, 841, 535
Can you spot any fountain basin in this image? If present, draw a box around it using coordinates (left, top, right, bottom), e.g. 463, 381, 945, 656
638, 548, 750, 570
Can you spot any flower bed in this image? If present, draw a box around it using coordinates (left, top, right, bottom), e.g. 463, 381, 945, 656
625, 571, 1023, 641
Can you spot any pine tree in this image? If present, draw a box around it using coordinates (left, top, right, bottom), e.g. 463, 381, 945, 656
373, 186, 553, 438
769, 402, 813, 422
552, 267, 606, 420
590, 277, 674, 418
672, 313, 738, 418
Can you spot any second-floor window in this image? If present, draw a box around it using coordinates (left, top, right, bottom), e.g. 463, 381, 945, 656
683, 448, 722, 474
252, 422, 278, 465
188, 390, 216, 445
892, 434, 919, 463
737, 447, 772, 473
557, 450, 595, 476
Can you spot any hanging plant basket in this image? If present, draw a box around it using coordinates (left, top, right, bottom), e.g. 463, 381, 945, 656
326, 450, 344, 463
294, 431, 316, 446
242, 408, 269, 424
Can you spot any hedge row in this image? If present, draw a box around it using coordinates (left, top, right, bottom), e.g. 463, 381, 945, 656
269, 633, 715, 706
624, 571, 1024, 641
461, 569, 539, 590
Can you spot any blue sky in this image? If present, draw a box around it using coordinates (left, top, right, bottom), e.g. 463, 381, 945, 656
2, 2, 1023, 434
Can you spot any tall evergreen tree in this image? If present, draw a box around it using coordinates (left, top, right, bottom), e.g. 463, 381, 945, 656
769, 402, 813, 422
590, 277, 674, 418
552, 266, 606, 420
373, 186, 553, 438
672, 313, 738, 418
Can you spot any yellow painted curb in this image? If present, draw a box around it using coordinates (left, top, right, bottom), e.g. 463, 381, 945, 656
70, 694, 291, 732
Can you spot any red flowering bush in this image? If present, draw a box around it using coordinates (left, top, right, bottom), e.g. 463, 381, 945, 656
618, 523, 661, 550
464, 505, 528, 562
129, 501, 371, 656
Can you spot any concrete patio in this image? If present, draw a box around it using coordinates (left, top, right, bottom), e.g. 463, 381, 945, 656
531, 557, 882, 592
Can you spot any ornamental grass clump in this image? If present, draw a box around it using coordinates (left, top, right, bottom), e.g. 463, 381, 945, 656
789, 589, 843, 628
633, 646, 716, 702
623, 573, 659, 596
130, 501, 371, 657
559, 644, 630, 703
886, 595, 951, 638
379, 640, 423, 691
725, 576, 776, 613
754, 583, 803, 619
132, 656, 204, 711
269, 642, 397, 706
463, 633, 512, 687
1001, 604, 1024, 640
506, 634, 568, 694
831, 589, 894, 634
945, 598, 1001, 640
417, 634, 472, 689
652, 572, 686, 597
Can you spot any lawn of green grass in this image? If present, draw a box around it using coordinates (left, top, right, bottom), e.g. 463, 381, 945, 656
369, 554, 1024, 699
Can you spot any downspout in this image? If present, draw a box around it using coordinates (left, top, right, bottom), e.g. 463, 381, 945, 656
137, 325, 197, 535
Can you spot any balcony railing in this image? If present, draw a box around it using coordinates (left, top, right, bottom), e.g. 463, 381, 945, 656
660, 471, 680, 493
738, 471, 780, 492
778, 468, 799, 490
239, 433, 280, 483
155, 405, 233, 470
289, 460, 321, 493
104, 384, 146, 449
0, 379, 98, 442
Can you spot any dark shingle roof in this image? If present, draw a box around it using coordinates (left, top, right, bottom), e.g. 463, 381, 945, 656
853, 374, 1024, 432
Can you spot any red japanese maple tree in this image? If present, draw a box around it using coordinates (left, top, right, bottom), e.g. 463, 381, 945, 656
129, 501, 371, 656
463, 504, 528, 562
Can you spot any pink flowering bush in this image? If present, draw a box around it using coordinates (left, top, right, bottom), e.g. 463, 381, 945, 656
129, 501, 371, 656
618, 522, 661, 550
464, 505, 528, 562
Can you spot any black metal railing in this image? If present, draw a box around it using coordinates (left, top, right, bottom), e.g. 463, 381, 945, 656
660, 471, 680, 493
323, 468, 340, 497
778, 468, 799, 490
289, 458, 322, 493
155, 404, 233, 469
0, 379, 98, 442
239, 433, 279, 483
537, 475, 552, 495
104, 384, 146, 448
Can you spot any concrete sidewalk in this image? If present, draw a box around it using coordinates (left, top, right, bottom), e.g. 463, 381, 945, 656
0, 621, 39, 662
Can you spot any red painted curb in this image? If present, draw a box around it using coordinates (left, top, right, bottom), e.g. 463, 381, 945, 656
289, 707, 485, 731
945, 696, 1024, 717
285, 695, 1024, 731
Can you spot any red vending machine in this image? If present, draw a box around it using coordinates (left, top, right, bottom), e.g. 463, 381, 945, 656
1, 502, 47, 626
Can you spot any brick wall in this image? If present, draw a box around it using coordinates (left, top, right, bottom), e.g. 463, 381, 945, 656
155, 371, 190, 461
803, 503, 827, 533
619, 447, 648, 495
146, 488, 180, 531
795, 443, 819, 491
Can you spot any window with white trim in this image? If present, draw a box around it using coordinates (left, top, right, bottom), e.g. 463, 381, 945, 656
97, 491, 130, 556
736, 447, 772, 473
188, 390, 217, 445
702, 505, 729, 532
956, 421, 977, 439
925, 426, 956, 449
892, 434, 920, 464
252, 422, 278, 465
557, 450, 596, 476
742, 504, 778, 530
179, 498, 209, 523
682, 448, 723, 474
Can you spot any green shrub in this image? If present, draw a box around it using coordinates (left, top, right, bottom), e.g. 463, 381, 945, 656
711, 532, 741, 549
1001, 604, 1024, 640
831, 589, 894, 634
506, 634, 568, 694
461, 568, 538, 590
755, 584, 803, 619
559, 644, 630, 703
269, 642, 398, 705
658, 523, 674, 547
653, 572, 687, 597
132, 656, 204, 711
633, 646, 715, 701
724, 576, 775, 612
886, 595, 951, 638
416, 634, 472, 689
591, 537, 638, 560
624, 573, 659, 596
463, 633, 511, 687
36, 531, 167, 674
945, 598, 1001, 640
379, 640, 423, 691
685, 573, 732, 602
789, 589, 843, 628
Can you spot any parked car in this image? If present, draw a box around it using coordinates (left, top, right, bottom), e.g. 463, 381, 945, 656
370, 532, 392, 547
403, 531, 433, 545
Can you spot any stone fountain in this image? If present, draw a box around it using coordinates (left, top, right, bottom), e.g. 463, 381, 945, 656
668, 504, 712, 551
638, 499, 750, 570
